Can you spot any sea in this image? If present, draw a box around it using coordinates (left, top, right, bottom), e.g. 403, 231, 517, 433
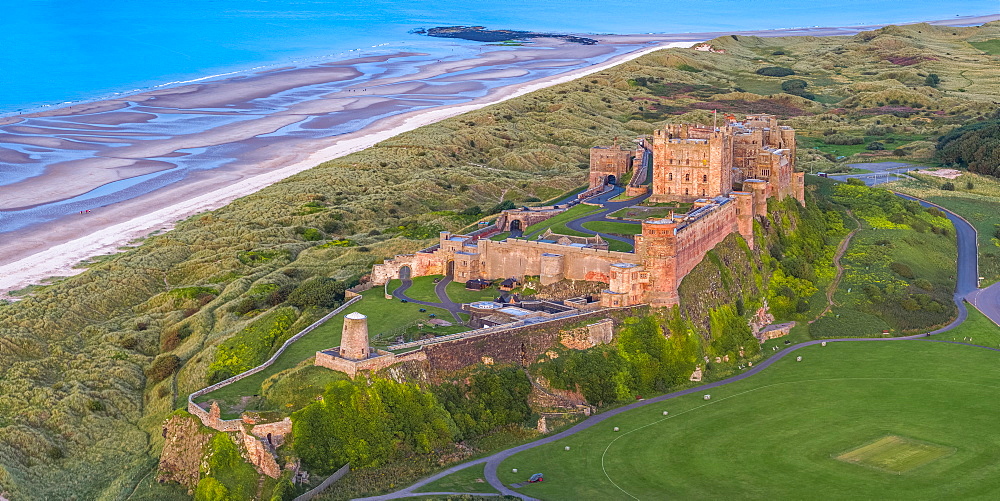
2, 0, 996, 115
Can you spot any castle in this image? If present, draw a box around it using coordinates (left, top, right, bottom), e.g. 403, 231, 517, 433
370, 114, 804, 308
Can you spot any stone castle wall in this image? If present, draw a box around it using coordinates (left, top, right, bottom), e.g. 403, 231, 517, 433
419, 309, 633, 375
476, 238, 640, 284
315, 348, 427, 377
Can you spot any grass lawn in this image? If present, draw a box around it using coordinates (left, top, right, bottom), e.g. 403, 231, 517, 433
445, 282, 501, 304
195, 287, 458, 412
606, 240, 633, 252
388, 275, 442, 303
970, 39, 1000, 55
415, 464, 498, 494
936, 302, 1000, 348
581, 220, 643, 235
891, 171, 1000, 285
523, 204, 603, 238
494, 341, 1000, 500
799, 135, 926, 158
609, 206, 678, 220
490, 232, 510, 241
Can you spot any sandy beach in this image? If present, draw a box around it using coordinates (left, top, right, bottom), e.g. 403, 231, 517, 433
1, 14, 997, 297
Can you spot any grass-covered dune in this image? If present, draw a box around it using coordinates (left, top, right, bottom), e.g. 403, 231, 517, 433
498, 340, 1000, 500
1, 22, 1000, 499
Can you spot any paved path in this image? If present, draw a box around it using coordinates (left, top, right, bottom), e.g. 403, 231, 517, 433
564, 186, 646, 249
392, 278, 464, 323
360, 191, 985, 501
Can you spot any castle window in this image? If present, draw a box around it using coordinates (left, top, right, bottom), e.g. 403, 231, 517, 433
703, 174, 708, 182
668, 173, 673, 181
684, 188, 689, 195
685, 174, 690, 182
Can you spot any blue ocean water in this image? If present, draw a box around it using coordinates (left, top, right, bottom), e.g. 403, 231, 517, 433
1, 0, 996, 115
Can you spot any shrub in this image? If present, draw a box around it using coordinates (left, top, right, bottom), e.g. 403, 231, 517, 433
286, 277, 346, 309
966, 181, 974, 190
925, 73, 940, 87
299, 228, 323, 241
914, 279, 933, 291
867, 142, 885, 150
487, 200, 516, 214
941, 182, 956, 191
756, 66, 795, 77
824, 134, 864, 145
459, 206, 482, 216
87, 400, 105, 412
146, 354, 181, 383
890, 262, 915, 279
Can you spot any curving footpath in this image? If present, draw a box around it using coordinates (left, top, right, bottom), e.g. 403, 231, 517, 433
358, 191, 986, 501
392, 277, 465, 323
564, 186, 646, 248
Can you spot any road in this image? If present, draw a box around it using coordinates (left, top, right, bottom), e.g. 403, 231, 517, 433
391, 277, 465, 323
563, 186, 646, 249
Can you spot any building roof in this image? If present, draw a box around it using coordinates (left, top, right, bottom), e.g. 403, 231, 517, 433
345, 312, 366, 320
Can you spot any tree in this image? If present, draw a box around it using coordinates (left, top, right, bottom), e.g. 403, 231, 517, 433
867, 141, 885, 151
941, 182, 956, 191
925, 73, 940, 87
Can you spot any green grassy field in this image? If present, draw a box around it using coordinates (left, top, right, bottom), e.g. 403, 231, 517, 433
798, 135, 927, 158
523, 204, 603, 238
835, 435, 955, 474
195, 287, 458, 412
415, 464, 498, 494
493, 341, 1000, 500
891, 172, 1000, 285
938, 303, 1000, 348
581, 220, 643, 235
387, 275, 442, 303
445, 282, 501, 304
970, 39, 1000, 55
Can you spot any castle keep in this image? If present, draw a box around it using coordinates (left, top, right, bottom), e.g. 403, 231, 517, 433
371, 114, 804, 308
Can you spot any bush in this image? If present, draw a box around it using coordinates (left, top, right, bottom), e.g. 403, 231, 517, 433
890, 262, 915, 279
146, 354, 181, 383
925, 73, 940, 87
824, 134, 864, 145
487, 200, 516, 214
286, 277, 347, 309
941, 182, 956, 191
867, 142, 885, 151
459, 206, 482, 216
299, 227, 323, 241
756, 66, 795, 77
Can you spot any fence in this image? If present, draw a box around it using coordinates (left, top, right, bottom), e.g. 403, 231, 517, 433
188, 295, 363, 426
293, 463, 351, 501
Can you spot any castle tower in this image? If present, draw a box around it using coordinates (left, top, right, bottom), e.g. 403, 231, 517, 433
733, 191, 755, 249
339, 312, 370, 360
640, 218, 681, 307
589, 146, 634, 189
744, 179, 769, 218
650, 124, 733, 203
